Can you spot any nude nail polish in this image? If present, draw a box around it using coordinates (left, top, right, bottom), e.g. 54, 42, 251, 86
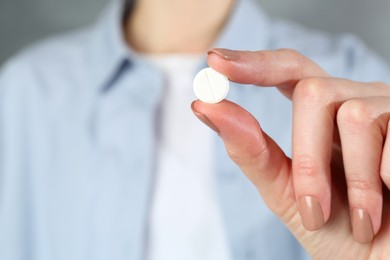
299, 196, 325, 231
352, 208, 373, 244
207, 48, 240, 61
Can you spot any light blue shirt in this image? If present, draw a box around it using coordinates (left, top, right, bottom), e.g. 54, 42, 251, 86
1, 0, 389, 259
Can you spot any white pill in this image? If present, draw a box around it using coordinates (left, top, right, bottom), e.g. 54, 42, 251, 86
193, 67, 229, 104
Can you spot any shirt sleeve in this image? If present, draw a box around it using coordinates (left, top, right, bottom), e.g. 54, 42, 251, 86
0, 55, 42, 260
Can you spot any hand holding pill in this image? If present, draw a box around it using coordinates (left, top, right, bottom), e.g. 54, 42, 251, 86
192, 48, 390, 259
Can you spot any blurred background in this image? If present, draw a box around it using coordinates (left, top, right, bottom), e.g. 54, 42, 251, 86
0, 0, 389, 65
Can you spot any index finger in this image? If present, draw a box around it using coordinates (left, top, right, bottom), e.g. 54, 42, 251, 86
207, 48, 329, 98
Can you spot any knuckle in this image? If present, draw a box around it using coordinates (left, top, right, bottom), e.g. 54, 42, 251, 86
226, 147, 244, 164
347, 174, 374, 193
226, 140, 270, 167
279, 48, 302, 59
277, 48, 306, 76
294, 155, 320, 178
251, 51, 267, 84
337, 99, 373, 126
293, 78, 329, 102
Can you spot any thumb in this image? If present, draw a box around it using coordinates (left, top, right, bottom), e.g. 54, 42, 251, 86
191, 100, 296, 219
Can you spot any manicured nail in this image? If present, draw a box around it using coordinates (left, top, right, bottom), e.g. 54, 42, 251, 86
207, 48, 240, 61
352, 208, 373, 243
299, 196, 325, 231
191, 102, 220, 134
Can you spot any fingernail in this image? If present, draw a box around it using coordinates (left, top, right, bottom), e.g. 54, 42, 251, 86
207, 48, 240, 61
299, 196, 325, 231
352, 208, 373, 243
191, 102, 220, 134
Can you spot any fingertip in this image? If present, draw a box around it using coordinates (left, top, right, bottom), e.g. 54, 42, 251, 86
190, 99, 200, 113
207, 48, 241, 61
207, 49, 266, 85
206, 51, 231, 76
298, 196, 325, 231
206, 48, 250, 84
352, 208, 374, 244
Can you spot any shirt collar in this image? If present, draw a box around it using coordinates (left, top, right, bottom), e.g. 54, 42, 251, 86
88, 0, 270, 92
88, 0, 135, 92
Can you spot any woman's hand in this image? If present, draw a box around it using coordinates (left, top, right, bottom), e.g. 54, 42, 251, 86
191, 48, 390, 259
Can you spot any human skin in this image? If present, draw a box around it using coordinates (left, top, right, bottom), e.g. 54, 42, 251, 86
125, 0, 235, 53
124, 0, 390, 258
192, 48, 390, 259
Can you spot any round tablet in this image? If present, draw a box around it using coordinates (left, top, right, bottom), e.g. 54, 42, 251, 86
193, 67, 229, 104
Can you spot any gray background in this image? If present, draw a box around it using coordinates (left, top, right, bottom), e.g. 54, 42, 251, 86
0, 0, 389, 65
